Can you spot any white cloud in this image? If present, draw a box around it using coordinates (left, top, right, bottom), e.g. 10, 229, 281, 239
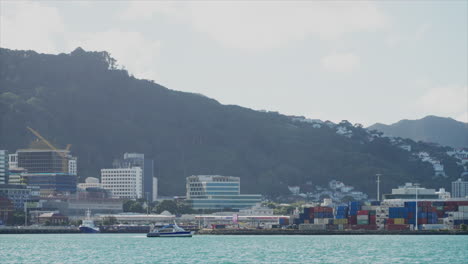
0, 2, 64, 53
321, 52, 361, 73
67, 30, 161, 81
416, 85, 468, 123
121, 1, 388, 51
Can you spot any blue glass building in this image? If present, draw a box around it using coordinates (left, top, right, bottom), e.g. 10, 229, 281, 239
186, 175, 262, 210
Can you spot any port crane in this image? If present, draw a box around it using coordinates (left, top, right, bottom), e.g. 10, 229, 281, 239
26, 127, 71, 172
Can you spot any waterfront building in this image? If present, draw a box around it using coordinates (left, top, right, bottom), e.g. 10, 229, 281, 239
186, 175, 262, 210
101, 167, 143, 199
40, 195, 123, 216
383, 183, 439, 200
0, 150, 8, 185
0, 184, 40, 209
77, 177, 102, 190
239, 203, 274, 215
38, 212, 68, 225
112, 153, 157, 201
452, 178, 468, 198
0, 197, 14, 225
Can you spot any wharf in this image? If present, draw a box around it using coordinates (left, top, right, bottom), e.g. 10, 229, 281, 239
196, 229, 468, 235
0, 227, 80, 234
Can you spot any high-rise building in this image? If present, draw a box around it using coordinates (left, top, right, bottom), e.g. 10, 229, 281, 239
112, 153, 156, 201
101, 167, 143, 199
17, 149, 73, 173
0, 150, 8, 185
186, 175, 262, 210
452, 178, 468, 198
13, 149, 78, 197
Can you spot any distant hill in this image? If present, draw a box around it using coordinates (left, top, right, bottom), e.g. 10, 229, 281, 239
0, 48, 464, 198
368, 116, 468, 148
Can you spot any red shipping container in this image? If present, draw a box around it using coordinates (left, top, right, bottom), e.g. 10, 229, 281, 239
348, 215, 357, 225
369, 215, 376, 225
357, 210, 369, 215
387, 219, 394, 224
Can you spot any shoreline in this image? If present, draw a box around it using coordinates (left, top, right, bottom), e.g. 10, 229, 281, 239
1, 227, 467, 235
196, 229, 468, 235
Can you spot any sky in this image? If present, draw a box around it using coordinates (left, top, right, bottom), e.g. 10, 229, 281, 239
1, 1, 467, 126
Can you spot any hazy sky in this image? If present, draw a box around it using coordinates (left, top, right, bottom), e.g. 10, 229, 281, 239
1, 1, 467, 125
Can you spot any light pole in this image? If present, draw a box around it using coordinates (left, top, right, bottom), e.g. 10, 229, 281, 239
376, 174, 382, 201
414, 184, 419, 231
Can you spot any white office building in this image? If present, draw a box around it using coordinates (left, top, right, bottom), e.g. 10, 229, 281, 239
101, 167, 143, 199
452, 178, 468, 198
68, 158, 77, 175
8, 153, 17, 169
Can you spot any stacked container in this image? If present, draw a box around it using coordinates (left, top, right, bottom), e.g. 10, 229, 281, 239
357, 210, 369, 225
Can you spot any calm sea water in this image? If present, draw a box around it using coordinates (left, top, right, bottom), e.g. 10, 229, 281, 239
0, 234, 467, 263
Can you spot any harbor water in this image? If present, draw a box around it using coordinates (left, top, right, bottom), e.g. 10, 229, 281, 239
0, 234, 467, 263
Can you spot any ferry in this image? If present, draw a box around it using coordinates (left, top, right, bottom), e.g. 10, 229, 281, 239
147, 222, 193, 237
79, 209, 100, 233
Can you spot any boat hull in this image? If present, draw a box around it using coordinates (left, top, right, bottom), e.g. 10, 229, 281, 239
79, 226, 100, 233
147, 231, 193, 237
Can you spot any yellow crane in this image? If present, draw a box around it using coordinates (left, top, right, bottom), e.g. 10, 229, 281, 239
26, 127, 71, 173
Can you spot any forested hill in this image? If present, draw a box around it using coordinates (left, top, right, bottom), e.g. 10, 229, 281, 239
369, 116, 468, 149
0, 48, 463, 198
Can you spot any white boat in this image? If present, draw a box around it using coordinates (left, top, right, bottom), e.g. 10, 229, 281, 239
79, 209, 100, 233
147, 221, 193, 237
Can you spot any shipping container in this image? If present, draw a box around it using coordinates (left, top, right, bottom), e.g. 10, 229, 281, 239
385, 224, 409, 231
299, 224, 327, 231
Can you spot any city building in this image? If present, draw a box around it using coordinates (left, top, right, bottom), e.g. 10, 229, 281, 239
112, 153, 157, 201
21, 173, 77, 197
0, 197, 14, 225
38, 212, 68, 225
17, 149, 74, 173
452, 178, 468, 198
239, 203, 274, 216
0, 150, 8, 185
101, 167, 143, 199
77, 177, 102, 190
12, 149, 78, 197
0, 184, 40, 209
8, 168, 27, 185
68, 157, 77, 175
8, 153, 18, 169
186, 175, 262, 210
383, 183, 439, 200
436, 188, 451, 199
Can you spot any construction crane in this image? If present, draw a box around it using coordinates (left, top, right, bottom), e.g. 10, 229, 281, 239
26, 127, 71, 173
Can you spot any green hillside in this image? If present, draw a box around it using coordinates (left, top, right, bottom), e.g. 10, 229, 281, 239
0, 48, 462, 198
